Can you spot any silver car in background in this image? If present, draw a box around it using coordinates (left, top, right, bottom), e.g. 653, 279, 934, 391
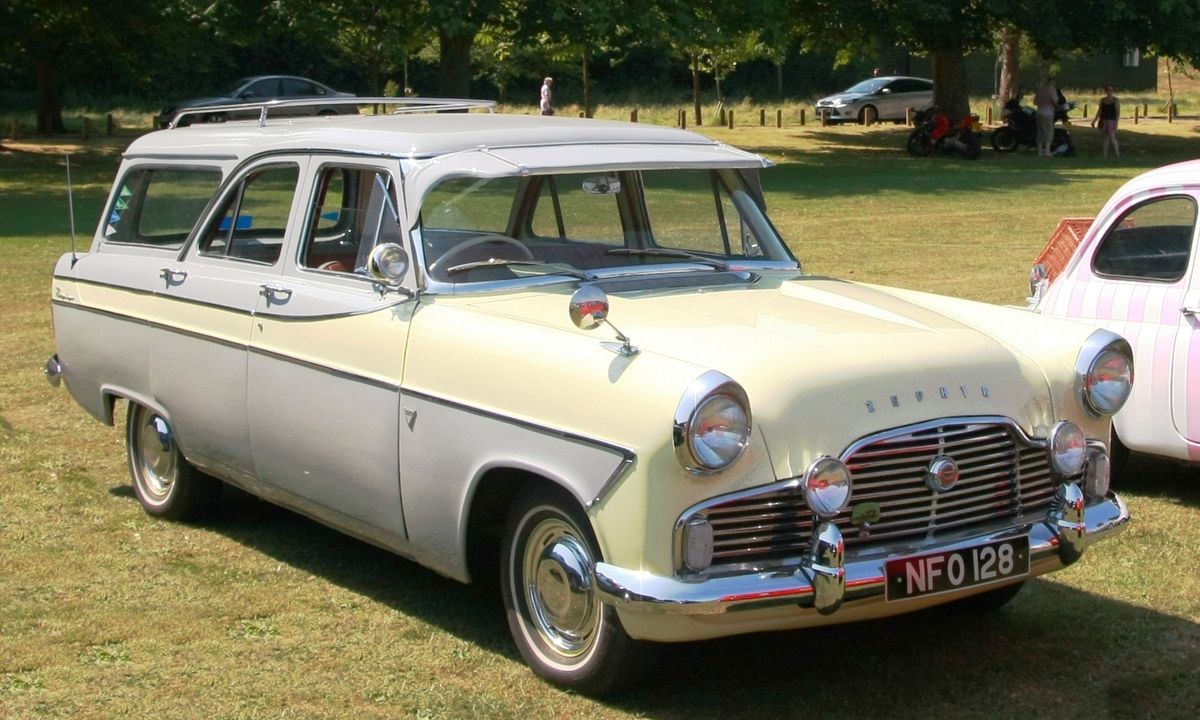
815, 76, 933, 123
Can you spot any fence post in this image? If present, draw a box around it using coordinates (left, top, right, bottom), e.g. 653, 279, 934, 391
820, 108, 830, 126
800, 108, 806, 126
680, 109, 686, 129
1082, 104, 1088, 119
631, 108, 638, 123
776, 109, 782, 128
906, 108, 914, 126
985, 106, 992, 125
1134, 105, 1140, 124
1142, 102, 1148, 118
863, 106, 876, 126
727, 110, 734, 129
759, 108, 765, 126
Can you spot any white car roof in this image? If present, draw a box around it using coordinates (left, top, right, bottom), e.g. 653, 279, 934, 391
123, 113, 769, 166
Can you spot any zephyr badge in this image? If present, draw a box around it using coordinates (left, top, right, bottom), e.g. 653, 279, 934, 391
925, 455, 960, 493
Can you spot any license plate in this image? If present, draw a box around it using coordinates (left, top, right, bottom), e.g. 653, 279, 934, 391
885, 537, 1029, 602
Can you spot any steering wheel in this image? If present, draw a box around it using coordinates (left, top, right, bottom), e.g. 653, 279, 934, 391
429, 236, 534, 278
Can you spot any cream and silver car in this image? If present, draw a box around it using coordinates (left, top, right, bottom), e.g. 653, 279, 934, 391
48, 99, 1131, 694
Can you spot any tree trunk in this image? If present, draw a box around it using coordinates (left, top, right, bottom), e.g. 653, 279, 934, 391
582, 48, 591, 118
438, 30, 474, 99
35, 57, 65, 135
691, 54, 702, 126
932, 47, 970, 121
998, 27, 1020, 104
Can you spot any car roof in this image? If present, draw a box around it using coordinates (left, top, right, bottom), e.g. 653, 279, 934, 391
1120, 159, 1200, 192
123, 112, 765, 164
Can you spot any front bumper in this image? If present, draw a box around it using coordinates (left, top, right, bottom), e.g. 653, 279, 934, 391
596, 484, 1127, 617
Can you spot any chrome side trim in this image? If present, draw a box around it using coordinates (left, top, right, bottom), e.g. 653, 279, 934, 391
598, 492, 1128, 616
51, 300, 246, 352
247, 346, 399, 392
402, 389, 636, 507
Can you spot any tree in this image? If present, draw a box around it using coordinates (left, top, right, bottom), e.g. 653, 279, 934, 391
513, 1, 624, 117
427, 0, 504, 98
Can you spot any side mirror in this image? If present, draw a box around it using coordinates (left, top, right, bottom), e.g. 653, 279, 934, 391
569, 285, 609, 330
367, 243, 410, 285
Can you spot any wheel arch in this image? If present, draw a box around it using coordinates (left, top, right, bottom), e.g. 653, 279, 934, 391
99, 384, 170, 427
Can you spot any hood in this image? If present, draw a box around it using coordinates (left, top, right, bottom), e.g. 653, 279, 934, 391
470, 273, 1060, 477
817, 92, 864, 105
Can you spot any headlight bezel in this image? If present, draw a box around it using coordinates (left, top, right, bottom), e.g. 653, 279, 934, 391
673, 370, 752, 475
1075, 329, 1133, 417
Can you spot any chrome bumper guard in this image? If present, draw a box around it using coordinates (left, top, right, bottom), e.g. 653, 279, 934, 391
45, 354, 63, 387
595, 484, 1128, 616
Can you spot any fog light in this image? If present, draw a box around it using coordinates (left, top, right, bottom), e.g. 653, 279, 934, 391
1050, 421, 1086, 476
803, 456, 853, 518
682, 517, 713, 572
1084, 446, 1111, 499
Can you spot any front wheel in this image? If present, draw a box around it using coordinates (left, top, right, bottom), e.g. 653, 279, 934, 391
501, 486, 657, 695
126, 402, 221, 520
991, 126, 1019, 152
906, 129, 932, 156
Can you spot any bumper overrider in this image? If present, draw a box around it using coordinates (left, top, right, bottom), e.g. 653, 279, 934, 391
596, 483, 1127, 616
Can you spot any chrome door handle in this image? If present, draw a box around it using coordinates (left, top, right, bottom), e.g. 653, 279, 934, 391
1182, 306, 1200, 317
259, 284, 293, 301
159, 267, 188, 282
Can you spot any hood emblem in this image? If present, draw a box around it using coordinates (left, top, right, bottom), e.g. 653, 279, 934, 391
925, 455, 959, 493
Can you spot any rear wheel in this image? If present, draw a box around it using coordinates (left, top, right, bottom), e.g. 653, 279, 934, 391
501, 485, 657, 695
126, 402, 221, 520
991, 126, 1019, 152
906, 129, 932, 156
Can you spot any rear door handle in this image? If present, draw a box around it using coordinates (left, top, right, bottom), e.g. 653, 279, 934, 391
259, 284, 293, 303
1182, 305, 1200, 317
159, 267, 188, 283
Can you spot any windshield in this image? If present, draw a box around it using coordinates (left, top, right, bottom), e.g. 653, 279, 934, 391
844, 78, 888, 94
418, 168, 796, 284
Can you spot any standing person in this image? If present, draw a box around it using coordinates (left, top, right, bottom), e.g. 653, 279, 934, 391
1034, 77, 1059, 158
1091, 85, 1121, 158
539, 77, 554, 116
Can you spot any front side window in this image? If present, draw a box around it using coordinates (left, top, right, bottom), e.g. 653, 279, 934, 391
104, 166, 222, 249
299, 165, 401, 274
197, 164, 299, 264
1092, 196, 1196, 282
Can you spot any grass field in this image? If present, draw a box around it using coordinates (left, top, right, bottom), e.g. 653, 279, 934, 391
2, 115, 1199, 719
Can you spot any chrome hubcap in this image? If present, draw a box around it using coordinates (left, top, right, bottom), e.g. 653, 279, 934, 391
523, 518, 598, 657
137, 413, 177, 500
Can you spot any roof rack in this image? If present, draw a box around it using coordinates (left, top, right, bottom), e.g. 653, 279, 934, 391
167, 96, 497, 130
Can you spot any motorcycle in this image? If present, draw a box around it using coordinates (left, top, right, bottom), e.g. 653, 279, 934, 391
906, 108, 983, 160
990, 94, 1075, 156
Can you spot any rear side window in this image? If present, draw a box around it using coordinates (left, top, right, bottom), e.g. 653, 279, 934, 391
104, 167, 222, 249
197, 164, 299, 265
1092, 196, 1196, 282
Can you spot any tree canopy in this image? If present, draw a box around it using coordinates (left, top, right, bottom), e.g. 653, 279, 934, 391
5, 0, 1200, 132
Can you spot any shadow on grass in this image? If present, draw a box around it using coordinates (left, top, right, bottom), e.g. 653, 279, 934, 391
106, 474, 1199, 719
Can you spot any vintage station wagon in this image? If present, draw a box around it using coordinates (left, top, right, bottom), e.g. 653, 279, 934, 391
48, 99, 1131, 694
1031, 160, 1199, 468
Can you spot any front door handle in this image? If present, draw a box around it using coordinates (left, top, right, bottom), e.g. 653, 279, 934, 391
1182, 305, 1200, 318
259, 284, 293, 303
159, 267, 188, 284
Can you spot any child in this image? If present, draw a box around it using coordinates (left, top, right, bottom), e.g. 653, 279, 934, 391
1091, 86, 1120, 158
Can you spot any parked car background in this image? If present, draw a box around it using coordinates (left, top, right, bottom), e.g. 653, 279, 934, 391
1031, 160, 1200, 467
815, 76, 934, 123
154, 74, 356, 127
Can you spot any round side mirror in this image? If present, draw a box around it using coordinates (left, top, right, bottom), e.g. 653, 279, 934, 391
569, 285, 609, 330
368, 243, 410, 284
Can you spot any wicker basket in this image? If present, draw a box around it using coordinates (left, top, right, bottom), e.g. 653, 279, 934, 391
1034, 218, 1093, 281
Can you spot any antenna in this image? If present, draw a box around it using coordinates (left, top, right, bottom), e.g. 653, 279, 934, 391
64, 153, 78, 267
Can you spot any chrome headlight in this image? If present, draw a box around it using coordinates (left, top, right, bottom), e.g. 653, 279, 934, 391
673, 371, 751, 474
1050, 421, 1086, 476
803, 456, 853, 518
1076, 330, 1133, 416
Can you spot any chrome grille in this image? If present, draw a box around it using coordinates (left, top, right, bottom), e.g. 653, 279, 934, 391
698, 421, 1056, 569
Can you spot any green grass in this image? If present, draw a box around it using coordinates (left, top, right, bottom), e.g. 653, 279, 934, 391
2, 117, 1199, 719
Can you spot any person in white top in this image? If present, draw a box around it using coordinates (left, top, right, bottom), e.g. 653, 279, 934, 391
540, 77, 554, 116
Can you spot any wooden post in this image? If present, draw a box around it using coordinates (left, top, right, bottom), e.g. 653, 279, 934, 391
985, 106, 992, 125
820, 108, 830, 126
1169, 102, 1176, 123
81, 117, 90, 140
906, 107, 915, 126
800, 108, 806, 126
1082, 104, 1088, 119
680, 109, 686, 129
106, 113, 114, 136
727, 110, 734, 129
863, 106, 876, 126
631, 108, 638, 123
759, 108, 766, 126
1134, 105, 1140, 124
776, 109, 782, 128
718, 107, 726, 126
1142, 102, 1148, 117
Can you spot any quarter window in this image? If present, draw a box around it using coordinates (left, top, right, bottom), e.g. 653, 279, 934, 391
197, 164, 299, 264
103, 167, 222, 249
1092, 196, 1196, 282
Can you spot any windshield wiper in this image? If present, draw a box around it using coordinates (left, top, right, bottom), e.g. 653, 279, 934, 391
606, 247, 730, 272
445, 258, 597, 281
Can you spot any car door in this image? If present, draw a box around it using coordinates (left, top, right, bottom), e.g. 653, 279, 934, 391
1171, 217, 1200, 452
1067, 193, 1198, 457
246, 160, 416, 541
151, 157, 308, 485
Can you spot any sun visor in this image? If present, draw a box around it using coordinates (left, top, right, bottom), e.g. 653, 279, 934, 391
402, 142, 772, 220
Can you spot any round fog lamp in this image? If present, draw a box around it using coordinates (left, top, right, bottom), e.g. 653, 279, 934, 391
1084, 447, 1111, 499
1050, 421, 1086, 476
803, 456, 853, 518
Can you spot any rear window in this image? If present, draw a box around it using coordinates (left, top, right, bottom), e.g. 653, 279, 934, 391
104, 167, 222, 249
